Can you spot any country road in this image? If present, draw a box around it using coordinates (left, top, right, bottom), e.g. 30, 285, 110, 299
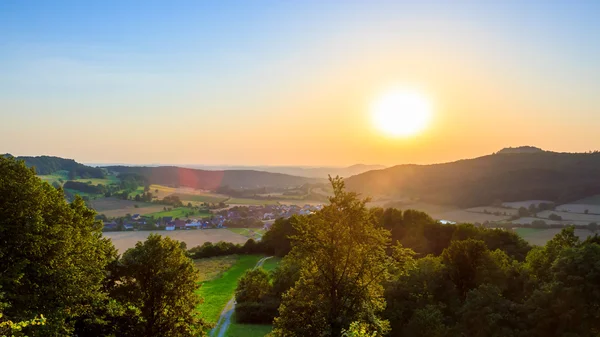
209, 256, 273, 337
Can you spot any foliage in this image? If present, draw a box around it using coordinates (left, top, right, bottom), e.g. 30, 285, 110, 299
261, 217, 299, 257
0, 313, 46, 337
3, 154, 105, 178
273, 177, 391, 337
0, 156, 115, 336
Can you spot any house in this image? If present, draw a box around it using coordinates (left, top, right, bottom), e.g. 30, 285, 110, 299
165, 225, 175, 231
162, 216, 173, 224
186, 222, 201, 229
103, 222, 118, 231
132, 214, 141, 221
172, 219, 187, 230
123, 224, 135, 231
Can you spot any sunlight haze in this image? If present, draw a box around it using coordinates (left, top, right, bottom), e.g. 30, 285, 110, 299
1, 1, 599, 166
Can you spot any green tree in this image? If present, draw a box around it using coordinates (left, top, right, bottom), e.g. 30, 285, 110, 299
273, 177, 391, 337
0, 157, 115, 336
111, 234, 208, 337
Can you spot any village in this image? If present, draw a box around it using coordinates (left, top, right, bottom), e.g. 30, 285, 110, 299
101, 203, 324, 232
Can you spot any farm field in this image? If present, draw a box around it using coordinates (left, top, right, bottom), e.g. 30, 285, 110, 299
537, 210, 600, 223
103, 229, 248, 252
432, 209, 511, 224
227, 198, 279, 205
145, 207, 211, 219
90, 197, 165, 217
195, 255, 240, 283
502, 200, 553, 209
571, 194, 600, 205
228, 228, 266, 241
73, 176, 119, 186
196, 255, 263, 324
514, 228, 596, 246
369, 200, 457, 215
556, 204, 600, 214
508, 217, 589, 226
465, 206, 518, 216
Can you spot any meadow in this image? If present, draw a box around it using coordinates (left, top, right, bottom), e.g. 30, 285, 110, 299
145, 207, 212, 219
103, 229, 248, 252
431, 209, 511, 224
90, 197, 166, 217
196, 255, 264, 324
227, 228, 266, 241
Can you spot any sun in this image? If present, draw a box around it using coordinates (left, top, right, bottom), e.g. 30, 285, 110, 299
370, 88, 433, 137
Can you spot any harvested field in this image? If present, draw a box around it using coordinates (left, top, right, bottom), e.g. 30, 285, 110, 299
90, 197, 165, 217
432, 210, 511, 224
369, 200, 457, 215
572, 194, 600, 205
509, 217, 590, 226
514, 228, 596, 246
103, 229, 248, 253
502, 200, 553, 209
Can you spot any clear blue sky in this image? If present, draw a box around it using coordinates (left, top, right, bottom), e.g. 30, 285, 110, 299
1, 1, 599, 165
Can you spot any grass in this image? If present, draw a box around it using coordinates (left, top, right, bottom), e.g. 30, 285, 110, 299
146, 207, 212, 219
227, 198, 279, 205
38, 170, 69, 185
194, 255, 239, 282
225, 318, 273, 337
261, 256, 281, 273
196, 255, 264, 324
174, 193, 229, 204
72, 175, 119, 186
227, 228, 266, 240
513, 227, 546, 238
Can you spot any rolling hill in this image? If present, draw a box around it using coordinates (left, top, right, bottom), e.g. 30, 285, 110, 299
104, 166, 322, 190
3, 154, 105, 178
345, 150, 600, 207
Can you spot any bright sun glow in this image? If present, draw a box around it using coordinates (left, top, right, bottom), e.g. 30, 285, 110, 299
371, 88, 433, 137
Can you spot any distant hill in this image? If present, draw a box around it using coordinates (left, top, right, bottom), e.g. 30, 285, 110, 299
497, 146, 544, 154
174, 164, 386, 178
345, 151, 600, 207
105, 166, 322, 190
4, 154, 105, 178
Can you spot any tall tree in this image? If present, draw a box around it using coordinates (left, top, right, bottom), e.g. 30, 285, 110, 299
110, 234, 208, 337
273, 177, 391, 337
0, 157, 115, 336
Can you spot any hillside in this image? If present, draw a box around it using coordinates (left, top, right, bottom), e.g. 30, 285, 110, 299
176, 164, 386, 178
105, 166, 321, 190
3, 154, 105, 178
345, 151, 600, 207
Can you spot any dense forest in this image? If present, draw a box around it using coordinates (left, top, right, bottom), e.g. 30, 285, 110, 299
2, 154, 105, 178
345, 151, 600, 207
3, 156, 600, 337
105, 165, 320, 190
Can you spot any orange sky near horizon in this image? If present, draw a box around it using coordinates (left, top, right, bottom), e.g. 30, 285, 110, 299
1, 2, 599, 167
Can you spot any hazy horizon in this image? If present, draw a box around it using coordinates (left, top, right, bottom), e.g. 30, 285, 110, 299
2, 1, 599, 166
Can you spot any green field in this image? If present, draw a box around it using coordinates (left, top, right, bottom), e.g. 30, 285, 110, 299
513, 227, 547, 238
227, 228, 266, 240
196, 255, 264, 324
226, 319, 273, 337
174, 193, 229, 204
146, 207, 211, 219
195, 255, 239, 282
38, 170, 69, 185
223, 256, 281, 337
228, 198, 279, 205
73, 175, 119, 186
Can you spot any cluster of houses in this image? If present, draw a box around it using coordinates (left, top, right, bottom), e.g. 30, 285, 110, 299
102, 204, 325, 232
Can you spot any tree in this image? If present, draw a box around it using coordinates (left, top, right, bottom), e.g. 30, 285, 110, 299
234, 268, 278, 324
589, 222, 598, 233
0, 157, 116, 336
272, 177, 391, 337
111, 234, 209, 337
518, 207, 530, 217
548, 213, 562, 221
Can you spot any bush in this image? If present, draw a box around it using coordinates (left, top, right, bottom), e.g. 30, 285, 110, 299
548, 213, 563, 221
235, 301, 279, 324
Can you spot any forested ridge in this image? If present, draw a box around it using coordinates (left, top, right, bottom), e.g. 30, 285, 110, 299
2, 154, 105, 178
2, 156, 600, 337
345, 151, 600, 207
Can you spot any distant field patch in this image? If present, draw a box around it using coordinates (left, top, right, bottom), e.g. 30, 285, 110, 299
73, 176, 118, 186
227, 198, 279, 205
146, 207, 211, 219
173, 193, 228, 204
571, 195, 600, 205
432, 210, 511, 224
90, 197, 165, 217
197, 255, 263, 324
465, 206, 518, 216
514, 228, 596, 246
556, 204, 600, 214
502, 200, 553, 209
537, 210, 600, 223
227, 228, 266, 241
103, 229, 248, 253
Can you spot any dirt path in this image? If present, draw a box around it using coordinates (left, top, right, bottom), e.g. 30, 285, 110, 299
210, 256, 273, 337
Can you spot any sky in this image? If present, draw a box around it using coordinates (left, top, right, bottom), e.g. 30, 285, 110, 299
1, 0, 599, 166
